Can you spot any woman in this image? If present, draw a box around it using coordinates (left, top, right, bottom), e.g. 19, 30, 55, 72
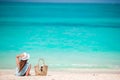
16, 52, 31, 76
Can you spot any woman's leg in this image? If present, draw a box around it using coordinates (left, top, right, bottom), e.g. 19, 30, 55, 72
25, 64, 31, 76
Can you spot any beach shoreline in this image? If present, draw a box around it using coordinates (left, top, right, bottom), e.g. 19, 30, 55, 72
0, 69, 120, 80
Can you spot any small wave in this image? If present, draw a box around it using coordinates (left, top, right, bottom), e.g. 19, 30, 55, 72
48, 64, 120, 69
1, 22, 120, 28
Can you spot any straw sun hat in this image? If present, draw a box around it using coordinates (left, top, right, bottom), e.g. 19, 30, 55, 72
21, 52, 30, 60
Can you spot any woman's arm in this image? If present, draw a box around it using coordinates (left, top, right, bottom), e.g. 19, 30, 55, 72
16, 54, 24, 67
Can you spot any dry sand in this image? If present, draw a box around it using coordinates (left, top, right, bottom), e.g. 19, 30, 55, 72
0, 69, 120, 80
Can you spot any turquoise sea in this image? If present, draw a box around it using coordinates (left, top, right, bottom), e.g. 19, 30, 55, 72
0, 2, 120, 69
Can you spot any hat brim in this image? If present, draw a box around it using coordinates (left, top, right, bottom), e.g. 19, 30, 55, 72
21, 53, 30, 60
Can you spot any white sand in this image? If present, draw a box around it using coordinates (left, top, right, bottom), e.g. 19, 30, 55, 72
0, 69, 120, 80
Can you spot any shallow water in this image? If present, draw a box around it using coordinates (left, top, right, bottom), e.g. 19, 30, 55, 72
0, 2, 120, 69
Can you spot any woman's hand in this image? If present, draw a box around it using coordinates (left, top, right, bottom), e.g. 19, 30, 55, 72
16, 54, 24, 58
